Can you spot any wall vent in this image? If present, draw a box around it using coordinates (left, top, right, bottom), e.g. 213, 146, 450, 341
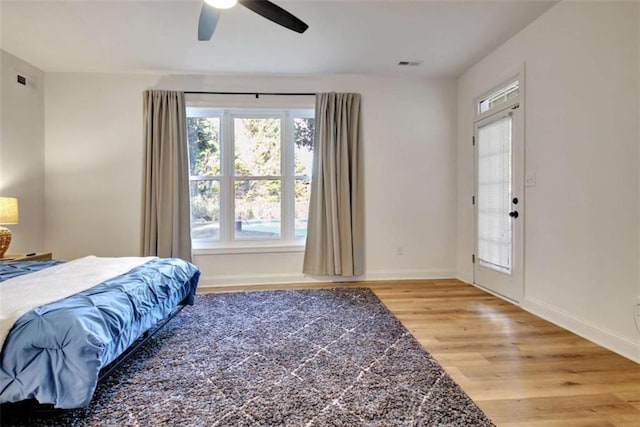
17, 75, 26, 86
397, 60, 423, 66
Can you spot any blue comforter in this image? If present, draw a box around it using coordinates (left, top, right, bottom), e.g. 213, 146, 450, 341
0, 257, 200, 409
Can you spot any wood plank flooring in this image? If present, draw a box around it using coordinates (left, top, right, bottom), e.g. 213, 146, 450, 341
199, 279, 640, 426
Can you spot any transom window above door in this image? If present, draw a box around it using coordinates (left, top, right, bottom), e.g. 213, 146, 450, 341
478, 80, 519, 115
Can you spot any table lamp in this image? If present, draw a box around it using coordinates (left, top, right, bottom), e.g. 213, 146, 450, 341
0, 197, 19, 258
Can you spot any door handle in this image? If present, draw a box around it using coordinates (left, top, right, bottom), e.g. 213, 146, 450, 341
509, 211, 519, 218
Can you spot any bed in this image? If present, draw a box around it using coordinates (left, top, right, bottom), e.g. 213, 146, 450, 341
0, 256, 200, 409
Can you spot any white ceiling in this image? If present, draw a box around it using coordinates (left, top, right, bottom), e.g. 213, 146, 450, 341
0, 0, 556, 77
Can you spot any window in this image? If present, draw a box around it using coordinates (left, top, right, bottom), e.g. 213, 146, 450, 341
478, 80, 519, 115
187, 108, 314, 249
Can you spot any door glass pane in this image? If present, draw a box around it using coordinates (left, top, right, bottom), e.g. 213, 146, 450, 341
234, 118, 281, 176
190, 179, 220, 240
477, 115, 512, 273
234, 179, 281, 239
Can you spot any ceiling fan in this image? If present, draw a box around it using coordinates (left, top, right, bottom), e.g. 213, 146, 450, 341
198, 0, 309, 41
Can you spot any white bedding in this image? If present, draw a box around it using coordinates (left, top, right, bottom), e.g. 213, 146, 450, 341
0, 255, 155, 348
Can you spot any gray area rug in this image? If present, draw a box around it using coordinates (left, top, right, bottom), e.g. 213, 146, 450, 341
3, 288, 494, 426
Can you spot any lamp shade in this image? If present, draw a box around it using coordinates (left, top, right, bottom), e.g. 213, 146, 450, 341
0, 197, 19, 224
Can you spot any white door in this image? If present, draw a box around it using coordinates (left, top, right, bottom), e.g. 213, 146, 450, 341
473, 101, 524, 302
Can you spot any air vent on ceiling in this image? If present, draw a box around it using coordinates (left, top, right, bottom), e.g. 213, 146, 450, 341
17, 75, 26, 86
398, 60, 423, 66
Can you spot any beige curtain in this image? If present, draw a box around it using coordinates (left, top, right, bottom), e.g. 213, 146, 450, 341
303, 92, 363, 276
142, 90, 192, 261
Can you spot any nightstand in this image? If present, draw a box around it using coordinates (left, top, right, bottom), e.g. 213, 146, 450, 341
0, 252, 53, 262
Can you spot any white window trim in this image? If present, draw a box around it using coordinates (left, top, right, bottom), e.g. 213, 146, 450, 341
192, 243, 305, 255
473, 63, 525, 122
187, 106, 314, 253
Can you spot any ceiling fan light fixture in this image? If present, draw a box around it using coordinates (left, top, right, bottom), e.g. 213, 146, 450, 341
204, 0, 237, 9
198, 0, 309, 41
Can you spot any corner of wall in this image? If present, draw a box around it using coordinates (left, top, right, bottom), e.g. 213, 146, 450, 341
0, 51, 46, 253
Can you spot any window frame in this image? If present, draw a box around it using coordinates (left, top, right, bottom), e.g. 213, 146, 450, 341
474, 65, 523, 122
477, 80, 519, 116
187, 107, 314, 253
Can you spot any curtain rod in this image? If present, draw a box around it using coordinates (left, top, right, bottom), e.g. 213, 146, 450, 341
184, 91, 315, 98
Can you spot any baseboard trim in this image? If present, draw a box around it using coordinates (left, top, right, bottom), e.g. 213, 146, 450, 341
456, 276, 640, 363
364, 269, 455, 281
198, 269, 455, 288
198, 273, 320, 288
521, 297, 640, 363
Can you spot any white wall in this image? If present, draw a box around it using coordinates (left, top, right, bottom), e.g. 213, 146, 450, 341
44, 73, 458, 286
456, 1, 640, 361
0, 50, 45, 254
44, 73, 159, 258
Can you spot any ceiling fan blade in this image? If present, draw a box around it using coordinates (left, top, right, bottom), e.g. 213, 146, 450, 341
239, 0, 308, 34
198, 3, 221, 41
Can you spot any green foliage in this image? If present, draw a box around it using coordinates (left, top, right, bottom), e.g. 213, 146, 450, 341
294, 178, 310, 200
234, 117, 280, 176
190, 181, 219, 222
187, 118, 221, 228
187, 118, 220, 176
233, 118, 281, 220
294, 118, 314, 151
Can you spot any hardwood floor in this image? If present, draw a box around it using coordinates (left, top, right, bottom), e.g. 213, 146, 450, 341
199, 279, 640, 426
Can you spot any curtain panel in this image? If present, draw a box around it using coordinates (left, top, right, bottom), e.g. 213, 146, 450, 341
142, 90, 192, 261
303, 92, 364, 276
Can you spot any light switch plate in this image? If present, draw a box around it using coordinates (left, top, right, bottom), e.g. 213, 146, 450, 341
525, 172, 536, 187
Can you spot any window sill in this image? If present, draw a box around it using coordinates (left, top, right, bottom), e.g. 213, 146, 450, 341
192, 242, 305, 255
